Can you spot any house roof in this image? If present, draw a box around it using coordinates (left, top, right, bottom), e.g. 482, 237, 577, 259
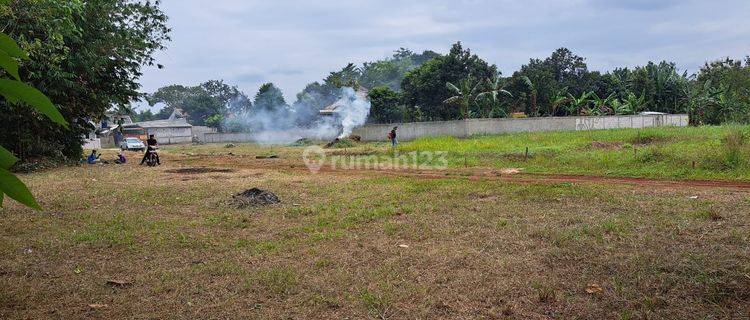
127, 119, 192, 129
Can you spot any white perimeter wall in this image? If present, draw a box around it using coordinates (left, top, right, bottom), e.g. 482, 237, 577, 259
200, 114, 689, 143
352, 114, 689, 141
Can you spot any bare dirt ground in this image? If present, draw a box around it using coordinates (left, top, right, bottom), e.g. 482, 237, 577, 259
1, 149, 749, 319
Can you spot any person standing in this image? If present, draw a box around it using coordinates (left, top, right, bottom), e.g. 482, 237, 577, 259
388, 126, 398, 148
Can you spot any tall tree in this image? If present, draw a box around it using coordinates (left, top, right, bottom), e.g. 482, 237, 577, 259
367, 86, 403, 123
0, 0, 170, 160
401, 42, 497, 120
253, 82, 287, 112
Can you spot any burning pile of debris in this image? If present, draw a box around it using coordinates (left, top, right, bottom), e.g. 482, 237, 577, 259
324, 135, 360, 148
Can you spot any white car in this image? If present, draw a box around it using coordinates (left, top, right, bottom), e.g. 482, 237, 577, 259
120, 137, 145, 151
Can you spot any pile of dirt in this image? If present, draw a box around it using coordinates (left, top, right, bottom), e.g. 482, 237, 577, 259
165, 167, 234, 174
232, 188, 280, 208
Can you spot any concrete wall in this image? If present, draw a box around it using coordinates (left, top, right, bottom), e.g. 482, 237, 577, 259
145, 127, 192, 144
203, 132, 255, 143
192, 126, 218, 142
352, 114, 688, 141
198, 114, 689, 143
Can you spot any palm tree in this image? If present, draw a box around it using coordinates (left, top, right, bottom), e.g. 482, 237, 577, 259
444, 76, 483, 119
476, 76, 512, 117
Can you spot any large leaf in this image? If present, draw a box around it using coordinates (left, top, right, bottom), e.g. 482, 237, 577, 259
0, 49, 20, 80
0, 167, 41, 210
446, 82, 461, 95
0, 79, 68, 128
0, 146, 19, 169
0, 33, 28, 60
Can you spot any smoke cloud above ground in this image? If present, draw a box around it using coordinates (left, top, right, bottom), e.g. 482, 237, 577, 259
225, 87, 370, 144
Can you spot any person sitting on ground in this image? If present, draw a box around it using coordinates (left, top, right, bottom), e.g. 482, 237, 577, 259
115, 152, 126, 164
388, 126, 398, 148
140, 134, 160, 165
86, 150, 101, 164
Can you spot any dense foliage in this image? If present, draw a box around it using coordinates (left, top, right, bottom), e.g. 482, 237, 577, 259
0, 0, 170, 160
146, 80, 251, 128
362, 46, 750, 125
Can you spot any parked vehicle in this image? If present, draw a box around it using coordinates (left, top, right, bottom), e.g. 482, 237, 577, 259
120, 137, 145, 151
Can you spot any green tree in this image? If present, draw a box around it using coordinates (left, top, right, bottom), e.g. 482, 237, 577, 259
690, 58, 750, 124
629, 61, 690, 113
401, 42, 497, 120
147, 80, 250, 120
0, 32, 67, 209
253, 82, 287, 112
443, 76, 484, 119
181, 94, 224, 127
367, 86, 403, 123
359, 49, 441, 91
0, 0, 170, 160
475, 76, 512, 118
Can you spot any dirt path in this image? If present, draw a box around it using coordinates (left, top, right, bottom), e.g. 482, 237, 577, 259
311, 165, 750, 190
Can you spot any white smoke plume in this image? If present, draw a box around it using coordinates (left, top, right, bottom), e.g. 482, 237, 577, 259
334, 87, 371, 138
224, 87, 371, 144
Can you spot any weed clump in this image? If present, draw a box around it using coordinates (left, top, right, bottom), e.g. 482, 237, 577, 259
721, 130, 747, 168
635, 147, 666, 163
630, 131, 668, 145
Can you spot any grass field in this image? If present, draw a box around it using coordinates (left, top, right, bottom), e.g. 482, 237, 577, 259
1, 125, 750, 318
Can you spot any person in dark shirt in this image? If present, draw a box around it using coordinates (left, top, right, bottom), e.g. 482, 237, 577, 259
388, 126, 398, 148
140, 135, 160, 165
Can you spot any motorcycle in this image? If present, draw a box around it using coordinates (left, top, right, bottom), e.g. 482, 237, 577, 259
144, 146, 159, 167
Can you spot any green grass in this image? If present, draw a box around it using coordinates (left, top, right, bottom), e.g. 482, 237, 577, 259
2, 143, 749, 319
393, 125, 750, 180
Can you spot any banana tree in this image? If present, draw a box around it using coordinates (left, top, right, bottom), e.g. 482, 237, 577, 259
475, 76, 512, 117
590, 93, 616, 115
444, 76, 483, 119
565, 91, 594, 115
622, 92, 646, 114
549, 87, 571, 116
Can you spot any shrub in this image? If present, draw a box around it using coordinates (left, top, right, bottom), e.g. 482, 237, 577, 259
721, 130, 747, 168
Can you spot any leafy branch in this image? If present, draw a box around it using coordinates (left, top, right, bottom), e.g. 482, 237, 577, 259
0, 32, 68, 210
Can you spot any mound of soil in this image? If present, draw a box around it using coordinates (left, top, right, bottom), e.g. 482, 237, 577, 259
232, 188, 280, 208
165, 167, 234, 174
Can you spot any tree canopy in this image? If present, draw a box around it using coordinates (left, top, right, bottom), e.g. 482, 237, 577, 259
0, 0, 170, 159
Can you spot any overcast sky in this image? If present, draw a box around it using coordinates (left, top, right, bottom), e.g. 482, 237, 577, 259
138, 0, 750, 109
